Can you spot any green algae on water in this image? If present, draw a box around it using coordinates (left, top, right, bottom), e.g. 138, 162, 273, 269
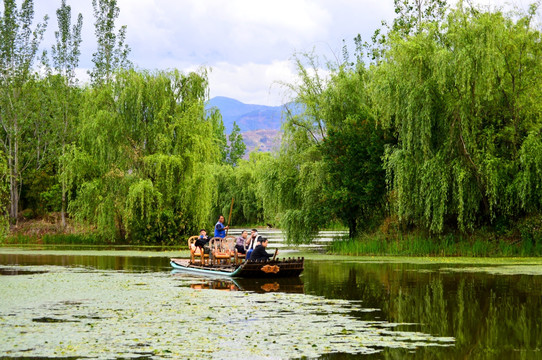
439, 264, 542, 276
0, 266, 453, 359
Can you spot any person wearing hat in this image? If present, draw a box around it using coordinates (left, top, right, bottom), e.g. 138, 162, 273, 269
249, 237, 277, 261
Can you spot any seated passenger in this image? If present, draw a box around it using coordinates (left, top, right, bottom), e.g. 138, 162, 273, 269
249, 237, 277, 261
194, 229, 210, 253
245, 228, 258, 260
235, 230, 248, 254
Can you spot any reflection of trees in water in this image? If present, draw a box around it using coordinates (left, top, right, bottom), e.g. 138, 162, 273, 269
303, 261, 542, 359
0, 253, 168, 271
385, 278, 542, 359
387, 278, 542, 359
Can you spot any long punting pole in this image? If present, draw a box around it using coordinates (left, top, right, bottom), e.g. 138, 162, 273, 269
226, 197, 234, 236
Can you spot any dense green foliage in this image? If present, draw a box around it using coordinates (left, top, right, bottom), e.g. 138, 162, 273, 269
1, 0, 541, 249
374, 4, 542, 233
256, 1, 542, 245
64, 69, 219, 243
226, 121, 246, 167
256, 54, 389, 242
0, 0, 243, 243
0, 0, 48, 223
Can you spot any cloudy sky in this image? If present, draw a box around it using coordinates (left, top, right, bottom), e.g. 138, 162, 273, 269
32, 0, 529, 106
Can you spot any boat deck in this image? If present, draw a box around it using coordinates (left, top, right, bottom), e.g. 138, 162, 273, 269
170, 257, 304, 278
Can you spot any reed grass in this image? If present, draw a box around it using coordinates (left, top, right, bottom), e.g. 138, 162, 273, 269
328, 233, 542, 257
1, 233, 106, 246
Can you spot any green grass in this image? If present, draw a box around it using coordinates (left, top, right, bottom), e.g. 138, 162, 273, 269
329, 233, 542, 257
2, 233, 107, 246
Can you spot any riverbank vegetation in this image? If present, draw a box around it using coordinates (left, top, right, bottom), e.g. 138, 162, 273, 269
263, 0, 542, 254
330, 231, 542, 257
1, 0, 541, 253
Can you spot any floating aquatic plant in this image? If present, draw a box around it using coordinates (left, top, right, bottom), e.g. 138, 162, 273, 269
0, 265, 454, 359
439, 265, 542, 276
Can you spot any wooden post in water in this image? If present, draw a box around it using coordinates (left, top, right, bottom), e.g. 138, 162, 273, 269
226, 197, 234, 236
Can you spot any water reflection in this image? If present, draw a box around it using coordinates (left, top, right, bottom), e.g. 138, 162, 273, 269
304, 260, 542, 359
235, 277, 304, 293
1, 252, 541, 359
0, 267, 48, 276
0, 252, 170, 272
171, 273, 305, 294
189, 279, 239, 291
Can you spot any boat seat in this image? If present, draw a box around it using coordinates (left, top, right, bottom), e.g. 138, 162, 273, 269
223, 235, 238, 261
234, 249, 246, 264
188, 235, 209, 265
223, 235, 247, 264
219, 235, 246, 264
210, 237, 231, 265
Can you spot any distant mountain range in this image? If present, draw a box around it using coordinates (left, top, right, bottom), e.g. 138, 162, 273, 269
207, 96, 297, 154
207, 96, 285, 133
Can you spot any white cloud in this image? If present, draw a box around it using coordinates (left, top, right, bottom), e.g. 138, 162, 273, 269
207, 60, 298, 106
33, 0, 532, 106
116, 0, 333, 66
73, 68, 91, 86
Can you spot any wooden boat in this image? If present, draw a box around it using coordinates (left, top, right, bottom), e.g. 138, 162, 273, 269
169, 257, 304, 278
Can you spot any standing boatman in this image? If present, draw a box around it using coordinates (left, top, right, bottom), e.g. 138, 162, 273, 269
214, 215, 229, 238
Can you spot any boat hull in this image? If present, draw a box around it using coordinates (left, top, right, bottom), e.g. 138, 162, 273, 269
170, 257, 304, 278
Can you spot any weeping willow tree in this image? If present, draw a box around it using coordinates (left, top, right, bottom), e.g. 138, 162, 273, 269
210, 151, 271, 226
262, 54, 331, 243
65, 69, 219, 243
373, 3, 542, 232
260, 49, 389, 243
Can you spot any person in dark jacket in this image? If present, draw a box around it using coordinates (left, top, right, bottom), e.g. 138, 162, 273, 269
194, 229, 210, 254
195, 229, 209, 248
249, 237, 277, 261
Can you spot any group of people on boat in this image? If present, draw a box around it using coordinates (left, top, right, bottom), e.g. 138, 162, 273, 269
194, 215, 277, 262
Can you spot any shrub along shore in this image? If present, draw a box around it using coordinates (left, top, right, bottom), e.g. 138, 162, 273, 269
329, 232, 542, 257
3, 217, 541, 257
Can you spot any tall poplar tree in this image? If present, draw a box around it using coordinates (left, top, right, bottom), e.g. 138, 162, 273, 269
0, 0, 47, 223
51, 0, 83, 228
89, 0, 130, 85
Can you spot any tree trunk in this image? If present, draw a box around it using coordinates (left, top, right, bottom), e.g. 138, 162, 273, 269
60, 90, 71, 230
348, 217, 357, 239
10, 131, 19, 224
9, 168, 17, 222
61, 179, 66, 228
61, 113, 67, 229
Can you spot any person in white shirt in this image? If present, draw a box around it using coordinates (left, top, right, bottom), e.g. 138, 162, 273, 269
246, 229, 259, 260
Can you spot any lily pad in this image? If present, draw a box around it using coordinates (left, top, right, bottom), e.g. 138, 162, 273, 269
0, 266, 454, 359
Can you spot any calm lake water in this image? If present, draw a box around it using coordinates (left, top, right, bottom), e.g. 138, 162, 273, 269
1, 246, 541, 359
